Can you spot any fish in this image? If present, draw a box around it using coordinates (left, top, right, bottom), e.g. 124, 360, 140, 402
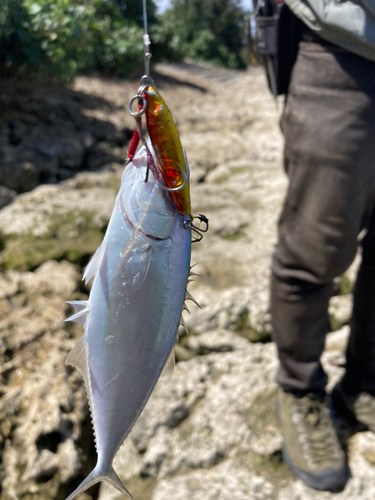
64, 140, 192, 499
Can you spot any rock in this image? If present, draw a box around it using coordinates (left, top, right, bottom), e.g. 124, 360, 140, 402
0, 169, 121, 271
0, 185, 16, 209
325, 325, 350, 353
0, 260, 97, 500
185, 329, 249, 353
329, 294, 353, 331
0, 65, 370, 500
85, 142, 124, 170
0, 79, 126, 193
152, 460, 275, 500
174, 342, 197, 361
99, 343, 282, 499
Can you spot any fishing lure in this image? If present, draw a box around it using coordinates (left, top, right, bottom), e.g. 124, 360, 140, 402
128, 78, 208, 241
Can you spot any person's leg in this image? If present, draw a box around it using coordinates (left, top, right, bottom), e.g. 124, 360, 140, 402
272, 41, 375, 396
343, 202, 375, 397
331, 199, 375, 433
271, 39, 375, 490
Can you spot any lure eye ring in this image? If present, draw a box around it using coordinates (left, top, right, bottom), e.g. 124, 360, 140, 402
158, 164, 187, 192
128, 95, 147, 118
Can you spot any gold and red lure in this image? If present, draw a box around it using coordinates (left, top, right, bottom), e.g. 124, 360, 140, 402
127, 77, 208, 241
126, 10, 208, 240
143, 85, 191, 219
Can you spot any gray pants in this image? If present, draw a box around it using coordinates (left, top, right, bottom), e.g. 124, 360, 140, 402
271, 39, 375, 396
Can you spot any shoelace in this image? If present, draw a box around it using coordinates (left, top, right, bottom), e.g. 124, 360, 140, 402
294, 397, 340, 464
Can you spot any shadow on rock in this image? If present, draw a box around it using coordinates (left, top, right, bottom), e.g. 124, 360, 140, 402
0, 78, 133, 194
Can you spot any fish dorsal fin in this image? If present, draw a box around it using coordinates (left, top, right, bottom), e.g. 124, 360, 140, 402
65, 308, 89, 326
180, 315, 188, 332
161, 345, 175, 377
66, 336, 97, 447
67, 300, 88, 312
83, 240, 107, 285
185, 290, 201, 309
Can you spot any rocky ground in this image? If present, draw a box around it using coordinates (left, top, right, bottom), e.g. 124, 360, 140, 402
0, 63, 373, 500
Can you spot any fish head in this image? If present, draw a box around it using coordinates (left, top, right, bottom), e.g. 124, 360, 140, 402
121, 145, 180, 240
143, 86, 192, 220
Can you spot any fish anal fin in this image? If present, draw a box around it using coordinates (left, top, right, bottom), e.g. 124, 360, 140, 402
65, 465, 133, 500
83, 240, 107, 284
161, 345, 175, 377
66, 336, 87, 372
66, 337, 97, 448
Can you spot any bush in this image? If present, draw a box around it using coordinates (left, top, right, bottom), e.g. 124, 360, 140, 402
0, 0, 147, 80
0, 0, 246, 80
157, 0, 246, 69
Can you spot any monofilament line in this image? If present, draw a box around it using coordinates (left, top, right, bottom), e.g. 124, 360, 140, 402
142, 0, 151, 76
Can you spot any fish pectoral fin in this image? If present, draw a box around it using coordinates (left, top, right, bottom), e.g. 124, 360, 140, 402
83, 240, 107, 284
65, 465, 133, 500
161, 345, 175, 377
123, 242, 153, 291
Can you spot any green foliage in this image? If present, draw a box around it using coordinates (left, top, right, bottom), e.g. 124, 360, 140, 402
115, 0, 157, 28
0, 0, 246, 80
0, 0, 149, 80
158, 0, 246, 69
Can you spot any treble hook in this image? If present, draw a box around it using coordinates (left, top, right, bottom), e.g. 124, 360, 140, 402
191, 214, 209, 242
158, 164, 187, 192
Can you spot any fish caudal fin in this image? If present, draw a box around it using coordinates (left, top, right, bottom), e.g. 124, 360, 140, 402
65, 466, 133, 500
106, 468, 133, 498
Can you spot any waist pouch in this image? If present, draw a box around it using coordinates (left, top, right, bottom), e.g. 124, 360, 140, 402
255, 2, 302, 96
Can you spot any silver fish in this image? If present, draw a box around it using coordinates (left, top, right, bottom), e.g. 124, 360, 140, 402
65, 145, 191, 499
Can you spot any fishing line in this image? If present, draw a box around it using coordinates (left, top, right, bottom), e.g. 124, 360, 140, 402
142, 0, 151, 77
126, 0, 208, 241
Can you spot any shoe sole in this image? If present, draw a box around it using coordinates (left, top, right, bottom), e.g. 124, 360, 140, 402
282, 445, 350, 492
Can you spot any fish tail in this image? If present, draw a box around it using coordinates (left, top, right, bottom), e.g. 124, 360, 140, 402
65, 465, 133, 500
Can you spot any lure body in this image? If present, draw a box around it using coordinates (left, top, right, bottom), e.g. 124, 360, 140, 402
144, 86, 192, 218
65, 146, 191, 500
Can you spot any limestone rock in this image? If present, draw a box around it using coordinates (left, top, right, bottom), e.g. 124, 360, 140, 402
0, 260, 97, 500
0, 79, 127, 193
0, 185, 16, 209
329, 294, 353, 331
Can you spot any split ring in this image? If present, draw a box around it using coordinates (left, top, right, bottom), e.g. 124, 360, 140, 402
128, 95, 147, 118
